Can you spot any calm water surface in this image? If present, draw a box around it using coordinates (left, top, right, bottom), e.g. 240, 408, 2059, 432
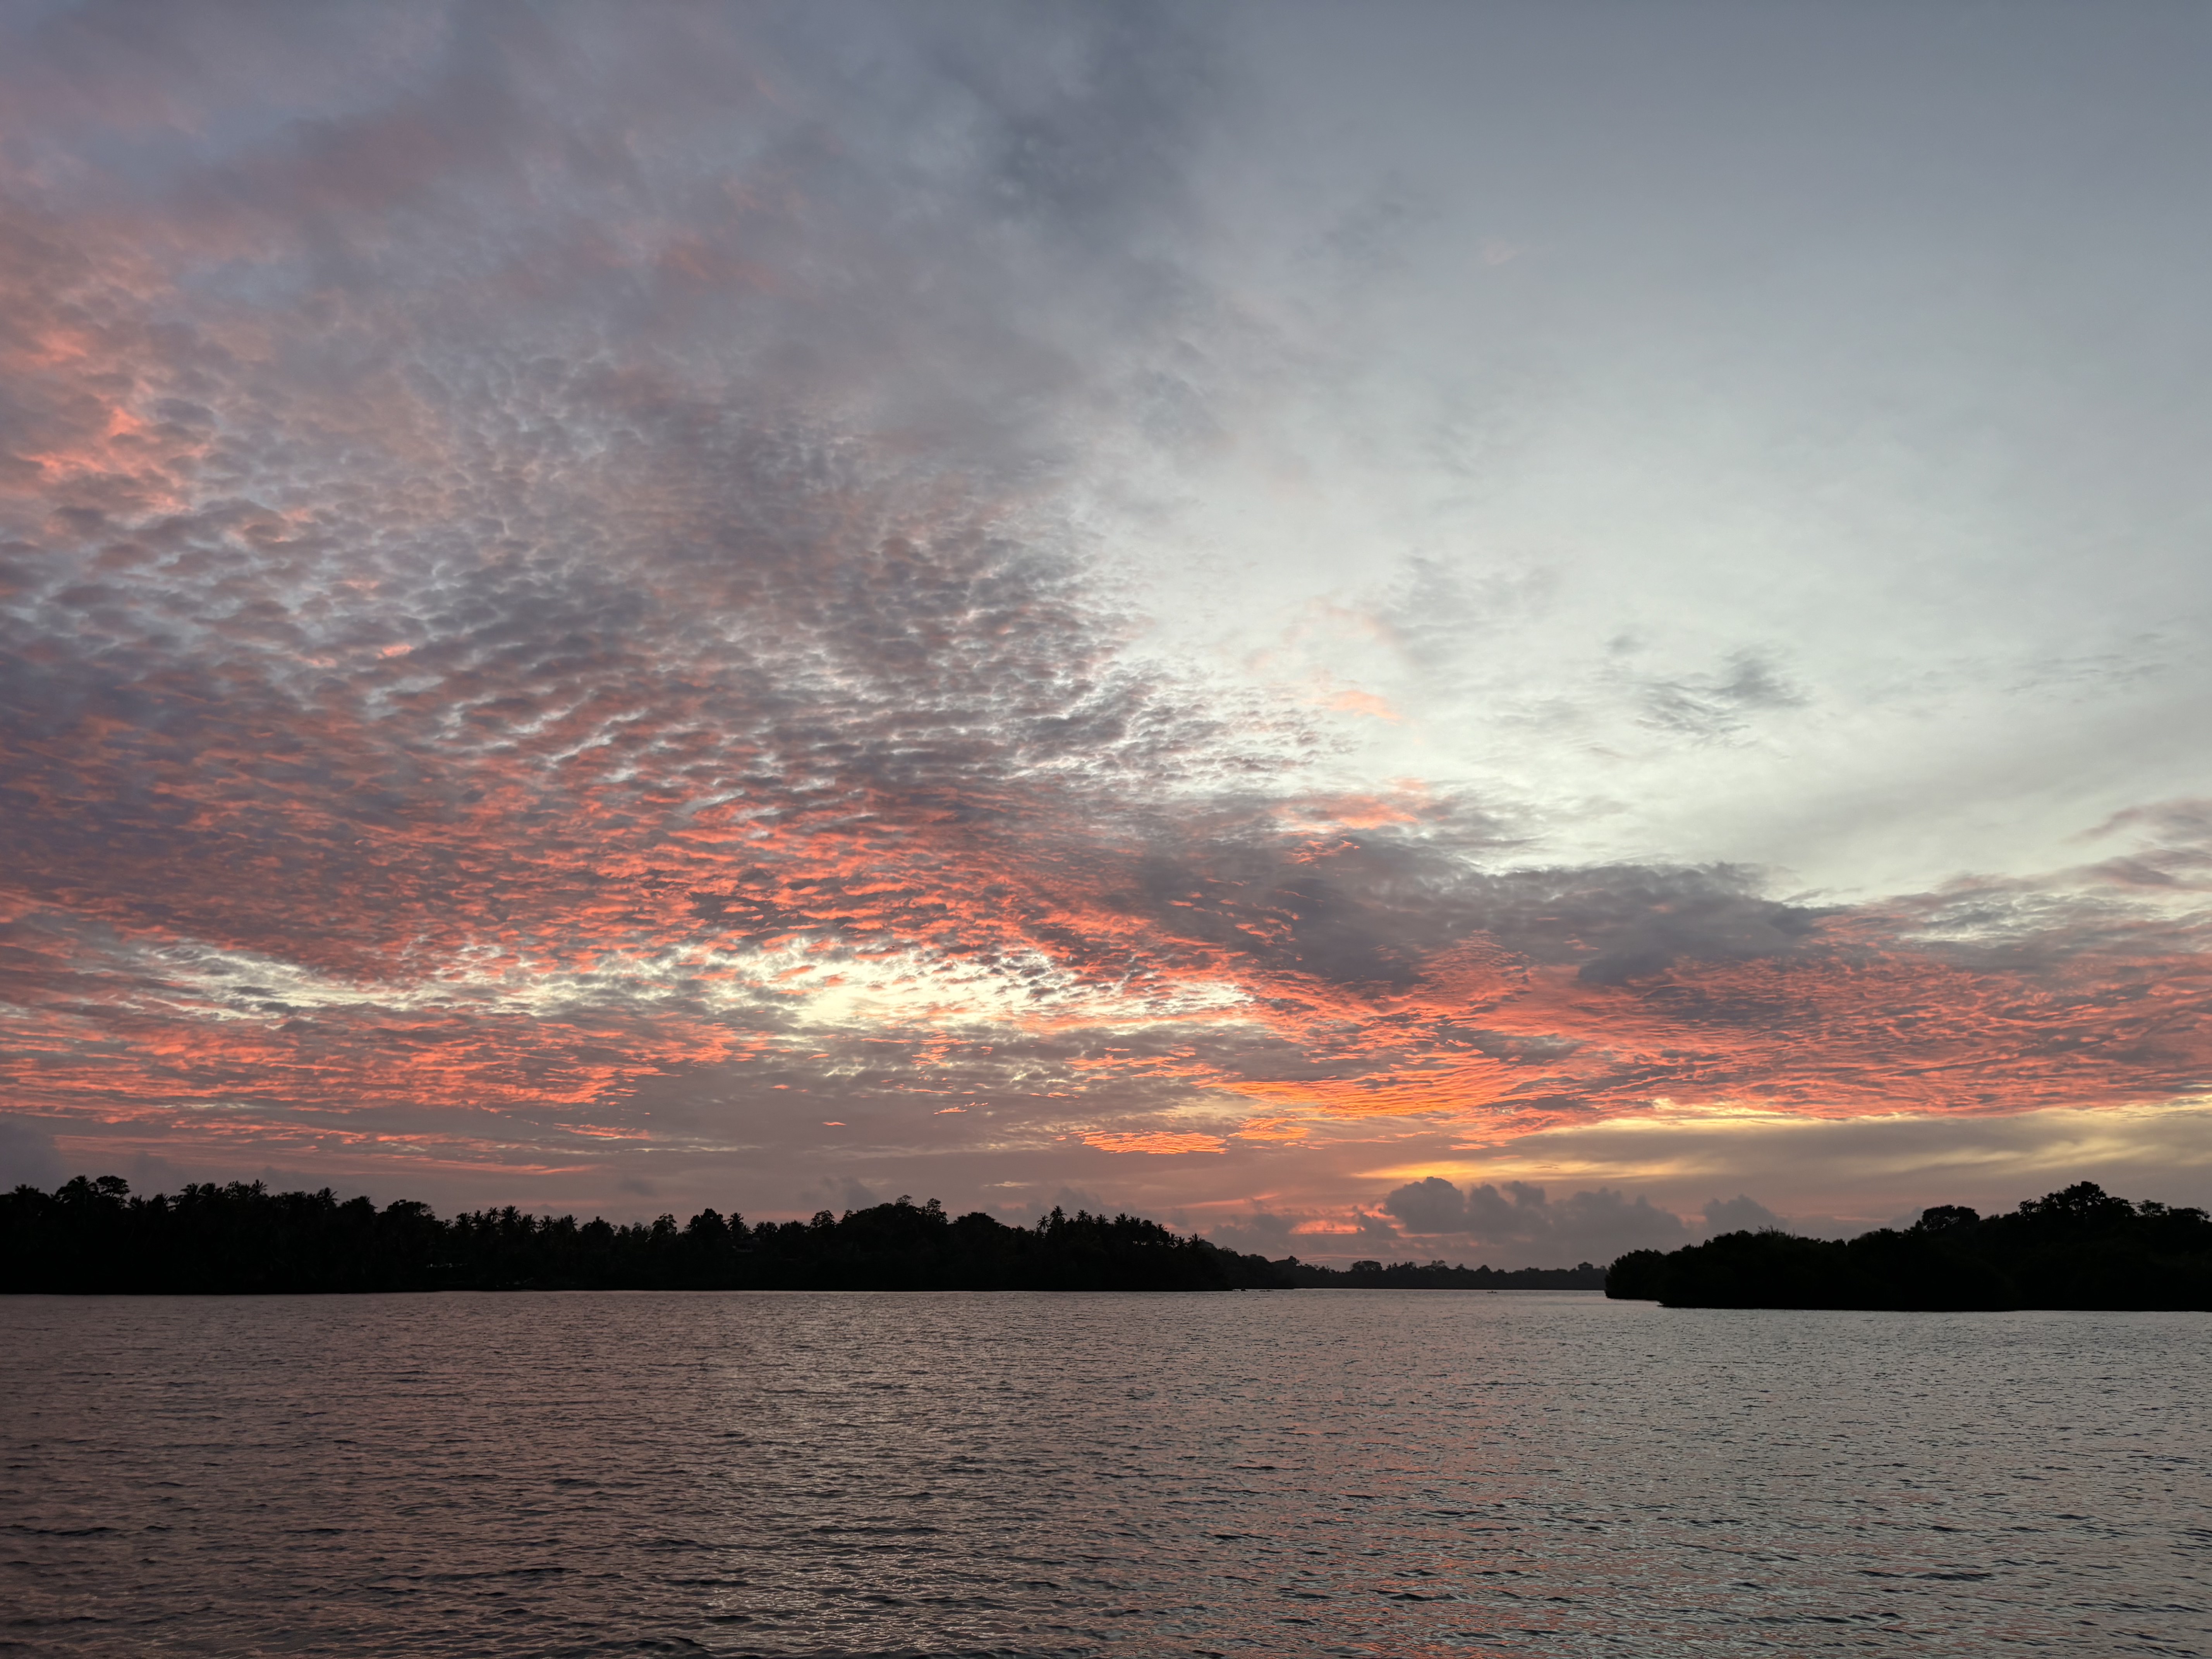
2, 1291, 2205, 1656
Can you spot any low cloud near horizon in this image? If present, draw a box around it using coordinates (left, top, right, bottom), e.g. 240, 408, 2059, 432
1381, 1176, 1688, 1266
5, 3, 2211, 1236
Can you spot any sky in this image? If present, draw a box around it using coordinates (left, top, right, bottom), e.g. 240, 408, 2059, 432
4, 0, 2210, 1266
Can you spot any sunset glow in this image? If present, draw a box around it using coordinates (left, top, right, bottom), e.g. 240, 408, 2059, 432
4, 3, 2210, 1262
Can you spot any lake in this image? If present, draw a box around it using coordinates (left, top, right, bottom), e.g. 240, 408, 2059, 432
3, 1290, 2204, 1655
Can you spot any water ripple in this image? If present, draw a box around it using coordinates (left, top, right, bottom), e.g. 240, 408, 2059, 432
0, 1292, 2205, 1655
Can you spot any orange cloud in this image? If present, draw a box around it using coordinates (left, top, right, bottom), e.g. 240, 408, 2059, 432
1082, 1132, 1230, 1155
4, 44, 2209, 1223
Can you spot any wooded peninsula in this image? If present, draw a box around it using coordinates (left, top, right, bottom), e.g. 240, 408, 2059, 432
1606, 1182, 2212, 1310
1, 1176, 1604, 1294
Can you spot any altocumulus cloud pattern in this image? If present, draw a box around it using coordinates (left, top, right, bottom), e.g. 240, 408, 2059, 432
4, 2, 2211, 1255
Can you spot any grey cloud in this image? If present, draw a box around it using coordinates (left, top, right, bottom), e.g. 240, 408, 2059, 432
1537, 864, 1822, 986
0, 2, 1901, 1030
1381, 1175, 1471, 1235
0, 29, 1240, 830
1382, 1176, 1691, 1265
1370, 555, 1563, 688
1345, 1208, 1405, 1255
1466, 1103, 2212, 1230
1701, 1194, 1783, 1234
1202, 1205, 1299, 1257
1096, 811, 1822, 992
1674, 1194, 1877, 1241
2075, 799, 2212, 892
0, 1117, 64, 1189
5, 1, 1223, 517
2088, 799, 2212, 847
1774, 1214, 1872, 1241
1638, 651, 1807, 743
820, 1175, 884, 1214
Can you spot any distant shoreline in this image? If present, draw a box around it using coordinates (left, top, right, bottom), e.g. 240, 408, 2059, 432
0, 1284, 1613, 1299
3, 1176, 1603, 1295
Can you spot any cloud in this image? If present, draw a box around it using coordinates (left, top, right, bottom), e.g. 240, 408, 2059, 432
825, 1176, 880, 1213
0, 1116, 64, 1189
1701, 1194, 1784, 1234
1637, 650, 1808, 743
1201, 1205, 1300, 1257
1382, 1175, 1476, 1234
0, 4, 2209, 1227
1083, 1132, 1228, 1155
1431, 1098, 2212, 1226
1381, 1176, 1691, 1264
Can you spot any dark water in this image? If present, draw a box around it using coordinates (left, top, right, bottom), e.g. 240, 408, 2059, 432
3, 1291, 2205, 1656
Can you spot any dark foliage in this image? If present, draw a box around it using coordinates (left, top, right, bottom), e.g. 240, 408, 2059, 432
0, 1177, 1620, 1295
1605, 1182, 2212, 1310
1285, 1258, 1606, 1290
0, 1179, 1294, 1294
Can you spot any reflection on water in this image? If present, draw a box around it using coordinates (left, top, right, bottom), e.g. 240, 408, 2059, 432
2, 1290, 2205, 1655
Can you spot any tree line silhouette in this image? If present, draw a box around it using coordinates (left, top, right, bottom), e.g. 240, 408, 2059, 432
1325, 1258, 1604, 1290
0, 1176, 1604, 1294
1607, 1182, 2212, 1310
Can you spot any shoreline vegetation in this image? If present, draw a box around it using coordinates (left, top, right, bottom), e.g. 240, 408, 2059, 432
1607, 1183, 2212, 1311
11, 1176, 2204, 1307
0, 1177, 1606, 1295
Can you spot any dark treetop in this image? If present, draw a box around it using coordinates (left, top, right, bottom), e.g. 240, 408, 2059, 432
0, 1178, 1605, 1295
1606, 1182, 2212, 1311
